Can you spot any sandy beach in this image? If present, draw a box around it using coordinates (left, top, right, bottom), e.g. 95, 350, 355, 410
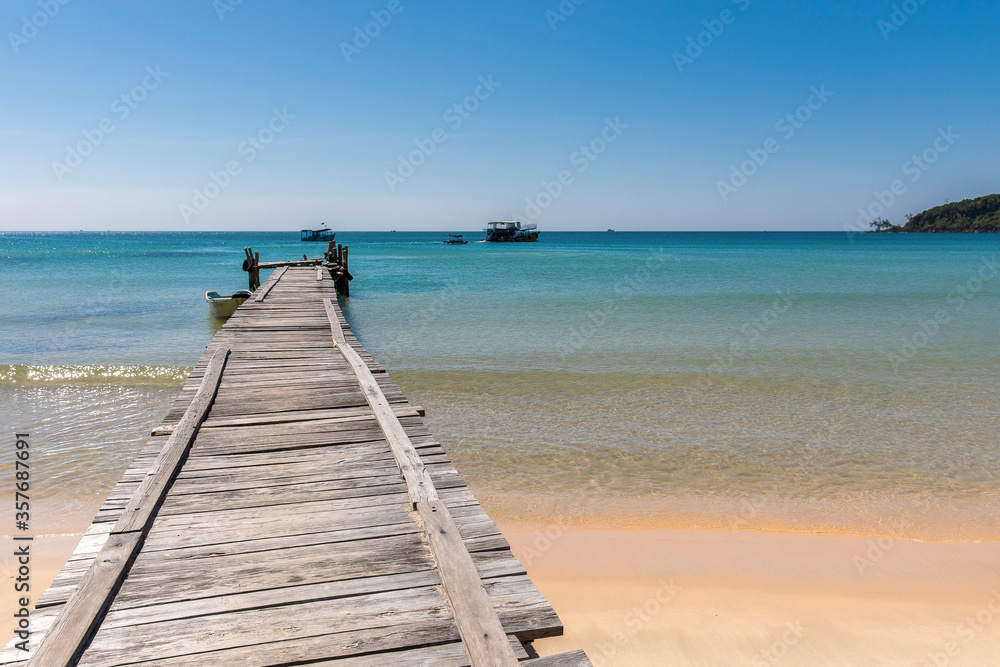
0, 534, 82, 654
502, 522, 1000, 666
6, 521, 1000, 665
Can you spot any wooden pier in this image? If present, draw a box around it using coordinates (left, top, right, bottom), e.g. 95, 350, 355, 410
2, 264, 589, 666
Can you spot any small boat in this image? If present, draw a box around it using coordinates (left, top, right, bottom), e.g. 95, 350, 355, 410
444, 234, 469, 245
607, 228, 615, 232
300, 223, 336, 242
484, 221, 539, 242
205, 290, 253, 318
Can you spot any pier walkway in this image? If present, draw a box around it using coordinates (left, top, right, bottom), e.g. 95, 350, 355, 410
3, 267, 589, 666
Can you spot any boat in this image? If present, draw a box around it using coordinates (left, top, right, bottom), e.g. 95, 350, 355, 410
483, 221, 539, 242
444, 234, 469, 245
607, 228, 615, 232
205, 290, 253, 318
300, 224, 336, 242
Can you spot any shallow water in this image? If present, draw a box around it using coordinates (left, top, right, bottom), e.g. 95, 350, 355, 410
1, 231, 997, 538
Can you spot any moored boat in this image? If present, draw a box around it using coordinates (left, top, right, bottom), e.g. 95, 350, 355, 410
483, 221, 539, 242
205, 290, 253, 318
300, 223, 336, 242
444, 234, 469, 244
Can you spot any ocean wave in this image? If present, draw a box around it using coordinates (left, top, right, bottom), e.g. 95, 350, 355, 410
0, 364, 190, 386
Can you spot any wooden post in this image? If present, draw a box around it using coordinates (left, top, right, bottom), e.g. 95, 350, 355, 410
341, 246, 349, 297
243, 247, 254, 290
253, 251, 260, 291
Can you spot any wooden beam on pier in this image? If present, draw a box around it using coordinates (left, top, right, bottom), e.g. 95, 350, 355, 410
253, 265, 286, 302
27, 348, 230, 667
324, 297, 438, 506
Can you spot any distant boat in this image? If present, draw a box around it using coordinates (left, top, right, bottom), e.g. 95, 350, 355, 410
607, 228, 615, 232
300, 223, 335, 242
205, 290, 253, 319
484, 221, 539, 242
444, 234, 469, 245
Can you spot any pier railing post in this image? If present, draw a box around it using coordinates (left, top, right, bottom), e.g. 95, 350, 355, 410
341, 246, 350, 297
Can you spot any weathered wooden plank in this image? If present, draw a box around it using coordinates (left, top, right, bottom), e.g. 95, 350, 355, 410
419, 501, 520, 666
194, 404, 423, 429
167, 461, 403, 495
29, 348, 232, 666
157, 476, 406, 515
521, 650, 593, 666
85, 621, 462, 667
26, 532, 142, 667
256, 259, 322, 269
324, 297, 438, 506
140, 519, 419, 558
80, 587, 454, 665
101, 569, 440, 630
114, 347, 231, 534
253, 265, 286, 301
112, 538, 433, 610
309, 635, 530, 666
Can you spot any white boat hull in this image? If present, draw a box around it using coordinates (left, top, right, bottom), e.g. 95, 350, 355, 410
205, 290, 252, 319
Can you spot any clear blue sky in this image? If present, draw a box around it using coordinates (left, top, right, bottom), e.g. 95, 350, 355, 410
1, 0, 997, 231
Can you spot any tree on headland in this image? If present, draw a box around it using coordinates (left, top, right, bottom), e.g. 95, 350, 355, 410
901, 194, 1000, 232
869, 217, 902, 232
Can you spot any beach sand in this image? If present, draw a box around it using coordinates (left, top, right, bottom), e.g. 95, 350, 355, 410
502, 523, 1000, 666
3, 524, 1000, 664
0, 534, 82, 654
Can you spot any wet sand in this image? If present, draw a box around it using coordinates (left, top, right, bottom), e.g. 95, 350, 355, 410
502, 523, 1000, 666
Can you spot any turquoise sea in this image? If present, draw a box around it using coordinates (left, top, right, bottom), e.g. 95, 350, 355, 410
1, 231, 998, 539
